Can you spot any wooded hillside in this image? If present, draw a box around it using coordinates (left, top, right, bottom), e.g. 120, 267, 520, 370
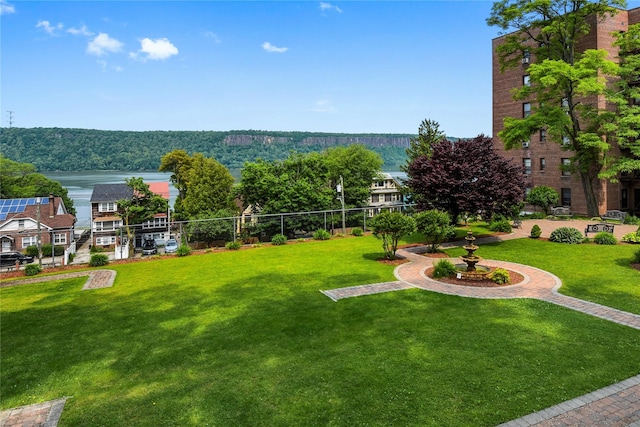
0, 128, 415, 171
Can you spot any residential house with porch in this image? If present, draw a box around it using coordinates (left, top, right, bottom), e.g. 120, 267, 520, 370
368, 173, 406, 216
90, 182, 171, 249
0, 195, 76, 256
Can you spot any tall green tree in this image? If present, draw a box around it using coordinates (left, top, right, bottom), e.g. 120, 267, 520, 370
159, 150, 235, 220
487, 0, 624, 217
325, 144, 384, 208
0, 155, 76, 215
600, 24, 640, 179
369, 211, 416, 260
526, 186, 560, 214
403, 119, 445, 168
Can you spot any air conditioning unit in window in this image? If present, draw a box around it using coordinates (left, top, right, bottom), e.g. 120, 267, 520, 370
522, 57, 530, 64
523, 141, 530, 148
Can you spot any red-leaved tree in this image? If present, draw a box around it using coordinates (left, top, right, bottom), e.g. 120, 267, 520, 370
407, 135, 527, 223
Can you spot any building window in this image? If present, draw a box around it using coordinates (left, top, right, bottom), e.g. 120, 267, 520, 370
522, 49, 530, 64
562, 135, 570, 146
142, 217, 168, 229
96, 236, 117, 246
539, 129, 547, 142
561, 97, 570, 113
98, 202, 117, 212
18, 219, 25, 229
622, 189, 628, 209
561, 188, 572, 206
523, 102, 531, 118
561, 158, 571, 176
540, 158, 546, 171
523, 158, 532, 174
54, 233, 67, 244
94, 220, 122, 232
371, 194, 379, 203
22, 236, 36, 248
523, 75, 530, 87
385, 194, 392, 202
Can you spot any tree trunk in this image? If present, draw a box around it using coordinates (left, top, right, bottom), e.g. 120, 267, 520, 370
578, 170, 600, 217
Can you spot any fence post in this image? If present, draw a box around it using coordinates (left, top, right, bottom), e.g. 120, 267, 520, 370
233, 216, 237, 243
281, 214, 284, 236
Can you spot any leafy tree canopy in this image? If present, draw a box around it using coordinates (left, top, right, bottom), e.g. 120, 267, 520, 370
368, 211, 416, 260
404, 118, 445, 167
407, 135, 527, 223
0, 155, 76, 215
526, 185, 560, 214
414, 209, 456, 253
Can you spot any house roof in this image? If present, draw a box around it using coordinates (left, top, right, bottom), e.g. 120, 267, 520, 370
148, 182, 170, 200
0, 197, 75, 229
90, 184, 133, 203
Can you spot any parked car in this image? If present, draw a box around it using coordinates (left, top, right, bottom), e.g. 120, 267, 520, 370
0, 251, 34, 267
142, 239, 157, 256
165, 238, 178, 253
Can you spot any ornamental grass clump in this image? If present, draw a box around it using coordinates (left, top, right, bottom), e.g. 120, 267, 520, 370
313, 229, 331, 241
24, 264, 42, 276
225, 241, 242, 250
489, 218, 512, 233
176, 244, 192, 257
271, 234, 287, 246
530, 224, 542, 239
594, 232, 617, 245
351, 227, 364, 237
549, 227, 584, 244
432, 259, 458, 279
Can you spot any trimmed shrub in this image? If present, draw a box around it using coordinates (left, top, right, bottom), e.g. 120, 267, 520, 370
489, 219, 512, 233
89, 254, 109, 267
176, 244, 192, 257
490, 268, 510, 285
25, 264, 42, 276
622, 231, 640, 243
351, 227, 364, 237
623, 214, 640, 226
313, 229, 331, 240
594, 232, 617, 245
25, 245, 39, 257
549, 227, 584, 244
432, 259, 458, 279
271, 234, 287, 246
41, 244, 64, 257
530, 224, 542, 239
225, 241, 242, 250
632, 248, 640, 264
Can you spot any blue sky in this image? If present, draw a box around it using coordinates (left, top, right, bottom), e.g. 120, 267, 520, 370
2, 0, 628, 137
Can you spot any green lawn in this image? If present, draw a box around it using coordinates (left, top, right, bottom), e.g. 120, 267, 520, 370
2, 236, 639, 426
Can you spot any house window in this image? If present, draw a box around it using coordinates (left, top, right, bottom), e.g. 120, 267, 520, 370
561, 188, 572, 206
371, 194, 379, 203
54, 233, 67, 244
523, 75, 530, 87
142, 217, 168, 229
94, 220, 122, 232
18, 219, 25, 229
539, 129, 547, 142
98, 202, 117, 212
385, 194, 392, 202
523, 102, 531, 118
22, 236, 36, 248
96, 236, 117, 246
523, 158, 532, 174
540, 158, 546, 171
621, 189, 628, 209
561, 158, 571, 176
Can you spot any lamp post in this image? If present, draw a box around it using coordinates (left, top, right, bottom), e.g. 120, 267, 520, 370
36, 197, 42, 268
337, 176, 346, 235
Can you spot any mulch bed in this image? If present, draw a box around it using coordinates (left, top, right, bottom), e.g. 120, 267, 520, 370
424, 266, 524, 287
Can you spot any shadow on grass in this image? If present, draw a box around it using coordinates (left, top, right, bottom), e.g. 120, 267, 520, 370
2, 269, 640, 426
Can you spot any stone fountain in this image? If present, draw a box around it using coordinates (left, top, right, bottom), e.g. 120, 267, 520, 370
458, 231, 491, 279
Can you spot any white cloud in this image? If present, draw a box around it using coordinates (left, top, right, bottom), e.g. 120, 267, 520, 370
67, 24, 93, 37
131, 37, 179, 61
262, 42, 288, 53
0, 0, 15, 15
87, 33, 123, 56
202, 31, 221, 44
312, 99, 336, 113
320, 2, 342, 13
36, 20, 64, 35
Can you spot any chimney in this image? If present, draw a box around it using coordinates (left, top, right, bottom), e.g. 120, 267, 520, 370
49, 194, 55, 217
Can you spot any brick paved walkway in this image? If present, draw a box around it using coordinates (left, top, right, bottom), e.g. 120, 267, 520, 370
0, 398, 67, 427
1, 269, 116, 290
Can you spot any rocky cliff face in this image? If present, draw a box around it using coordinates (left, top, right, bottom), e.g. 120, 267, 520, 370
223, 134, 411, 148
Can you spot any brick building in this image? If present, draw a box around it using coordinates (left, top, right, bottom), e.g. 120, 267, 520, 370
492, 7, 640, 216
